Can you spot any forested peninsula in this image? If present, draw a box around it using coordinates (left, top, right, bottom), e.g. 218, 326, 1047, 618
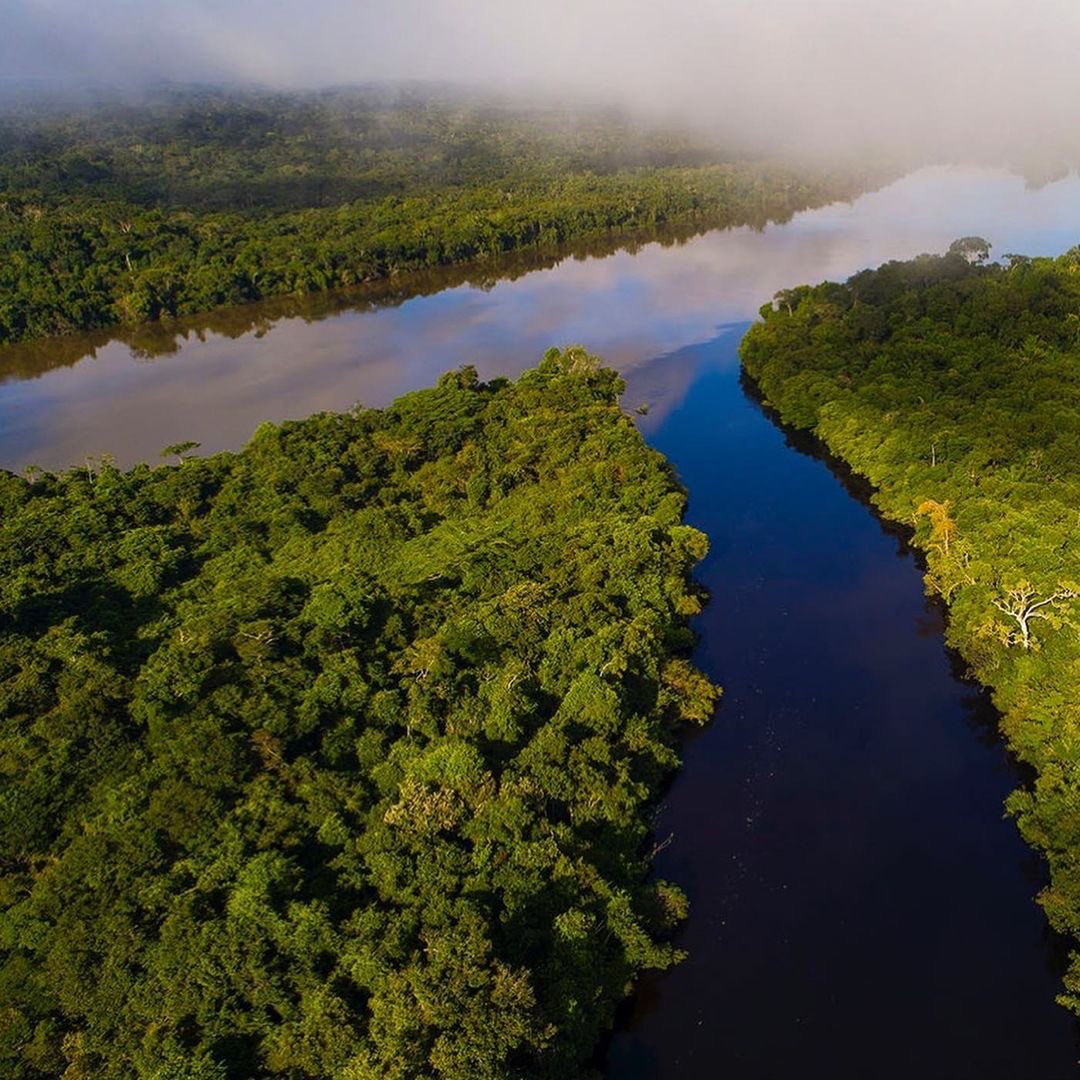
0, 86, 878, 345
0, 349, 718, 1078
740, 245, 1080, 1008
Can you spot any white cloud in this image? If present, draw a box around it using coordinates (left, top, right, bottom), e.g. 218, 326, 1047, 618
3, 0, 1080, 160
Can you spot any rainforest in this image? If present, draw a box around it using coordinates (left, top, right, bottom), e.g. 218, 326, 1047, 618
0, 87, 874, 345
0, 349, 718, 1078
4, 3, 1080, 1075
741, 245, 1080, 1009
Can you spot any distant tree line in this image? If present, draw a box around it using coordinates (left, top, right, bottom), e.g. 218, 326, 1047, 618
0, 219, 721, 384
0, 86, 882, 345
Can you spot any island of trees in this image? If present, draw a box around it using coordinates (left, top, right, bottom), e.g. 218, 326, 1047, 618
741, 244, 1080, 1010
0, 349, 719, 1078
0, 85, 881, 346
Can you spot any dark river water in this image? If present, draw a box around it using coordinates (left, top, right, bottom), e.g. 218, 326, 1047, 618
3, 166, 1080, 1076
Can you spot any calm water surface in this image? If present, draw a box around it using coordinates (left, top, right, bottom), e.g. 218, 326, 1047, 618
3, 166, 1080, 1076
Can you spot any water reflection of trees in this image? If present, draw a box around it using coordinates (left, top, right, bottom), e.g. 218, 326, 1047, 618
0, 214, 813, 385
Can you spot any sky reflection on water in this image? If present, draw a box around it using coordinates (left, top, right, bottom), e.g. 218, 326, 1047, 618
3, 165, 1080, 471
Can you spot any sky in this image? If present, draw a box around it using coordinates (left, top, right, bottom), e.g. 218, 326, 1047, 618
3, 0, 1080, 160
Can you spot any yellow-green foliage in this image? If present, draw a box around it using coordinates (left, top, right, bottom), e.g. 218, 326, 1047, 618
741, 247, 1080, 1010
0, 349, 718, 1078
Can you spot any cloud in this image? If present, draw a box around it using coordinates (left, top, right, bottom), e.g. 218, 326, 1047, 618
3, 0, 1080, 160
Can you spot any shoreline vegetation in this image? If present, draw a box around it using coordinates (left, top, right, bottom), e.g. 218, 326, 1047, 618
739, 245, 1080, 1011
0, 85, 884, 347
0, 216, 802, 386
0, 349, 720, 1078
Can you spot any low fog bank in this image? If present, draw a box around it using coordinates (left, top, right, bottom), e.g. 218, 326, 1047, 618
4, 0, 1080, 169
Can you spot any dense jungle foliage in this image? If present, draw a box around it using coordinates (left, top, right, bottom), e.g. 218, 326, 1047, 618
0, 349, 719, 1078
0, 85, 876, 344
740, 245, 1080, 1009
0, 218, 710, 386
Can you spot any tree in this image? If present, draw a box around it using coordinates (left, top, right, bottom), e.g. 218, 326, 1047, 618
948, 236, 992, 264
990, 581, 1078, 650
915, 499, 957, 555
160, 440, 201, 464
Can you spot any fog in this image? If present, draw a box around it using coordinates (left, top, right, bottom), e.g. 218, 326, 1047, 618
4, 0, 1080, 162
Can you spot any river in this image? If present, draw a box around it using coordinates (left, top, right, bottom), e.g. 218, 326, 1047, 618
2, 165, 1079, 1077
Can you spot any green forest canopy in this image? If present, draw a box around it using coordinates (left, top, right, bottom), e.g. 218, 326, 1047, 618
740, 245, 1080, 1010
0, 348, 719, 1078
0, 85, 881, 345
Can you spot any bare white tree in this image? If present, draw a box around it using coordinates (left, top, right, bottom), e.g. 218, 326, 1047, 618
991, 581, 1078, 650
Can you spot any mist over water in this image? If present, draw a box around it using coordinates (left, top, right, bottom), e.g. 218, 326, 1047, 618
4, 0, 1080, 163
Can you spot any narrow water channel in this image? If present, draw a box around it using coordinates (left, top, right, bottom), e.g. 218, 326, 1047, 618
608, 332, 1077, 1077
2, 165, 1079, 1076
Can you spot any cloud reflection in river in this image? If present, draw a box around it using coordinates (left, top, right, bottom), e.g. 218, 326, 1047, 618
2, 166, 1080, 471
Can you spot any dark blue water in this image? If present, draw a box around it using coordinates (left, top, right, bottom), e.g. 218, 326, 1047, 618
2, 166, 1079, 1076
610, 332, 1077, 1077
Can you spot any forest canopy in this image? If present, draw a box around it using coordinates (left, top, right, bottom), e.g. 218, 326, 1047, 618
0, 86, 881, 345
0, 349, 719, 1078
740, 246, 1080, 1011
